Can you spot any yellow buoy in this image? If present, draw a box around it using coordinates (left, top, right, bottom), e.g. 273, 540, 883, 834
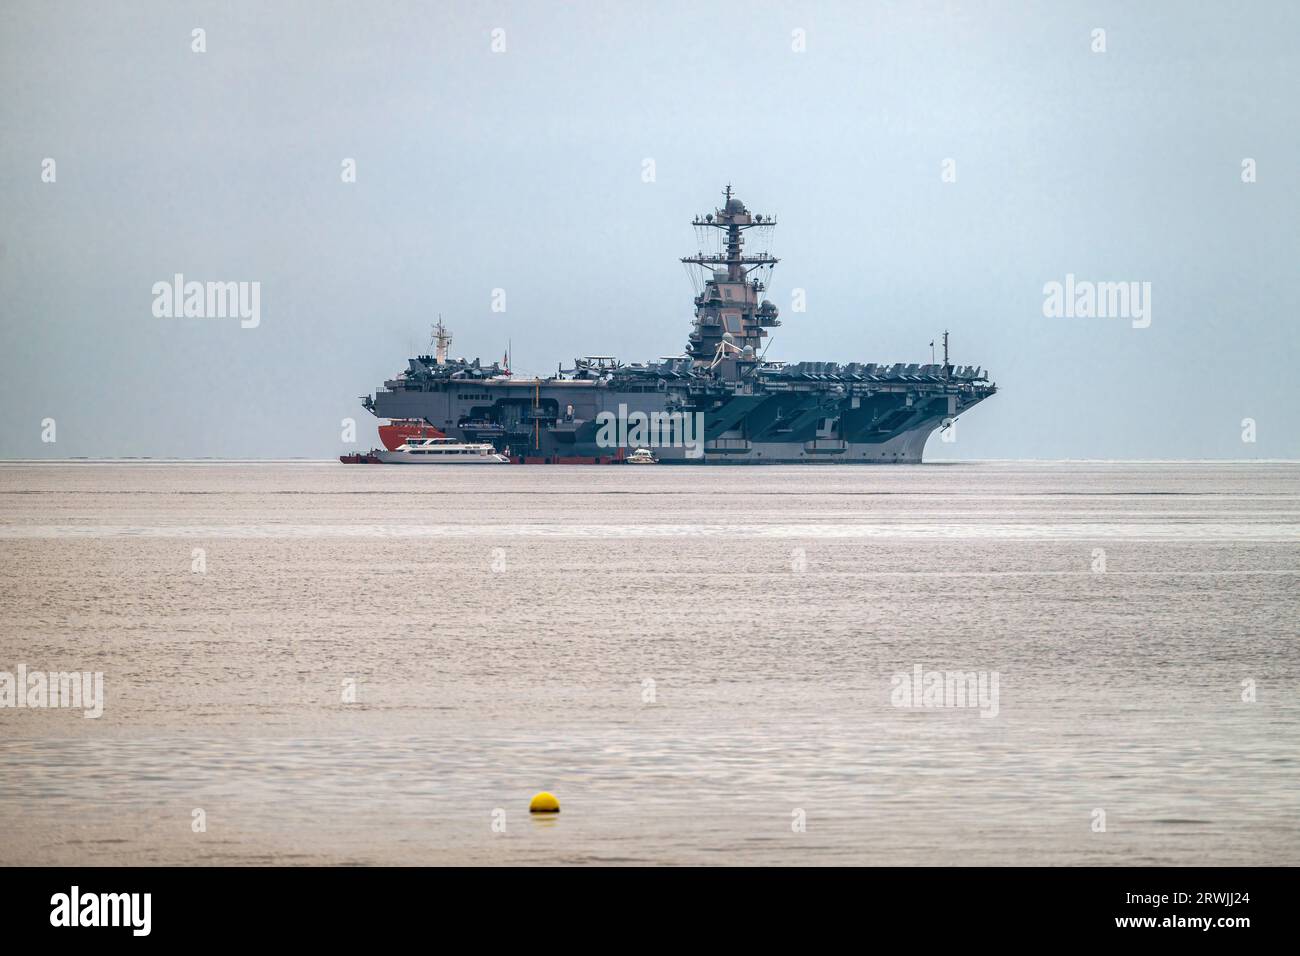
529, 791, 560, 814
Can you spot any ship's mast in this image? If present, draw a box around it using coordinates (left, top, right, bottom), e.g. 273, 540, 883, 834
680, 186, 781, 367
431, 316, 452, 365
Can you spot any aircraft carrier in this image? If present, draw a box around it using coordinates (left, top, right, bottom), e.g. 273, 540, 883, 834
361, 187, 995, 463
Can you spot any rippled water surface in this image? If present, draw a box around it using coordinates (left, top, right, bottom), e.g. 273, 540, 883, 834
1, 461, 1297, 865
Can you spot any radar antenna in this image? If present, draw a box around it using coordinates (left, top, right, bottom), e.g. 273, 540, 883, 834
431, 316, 453, 365
680, 185, 781, 366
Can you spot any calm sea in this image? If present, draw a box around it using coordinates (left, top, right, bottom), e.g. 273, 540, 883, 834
1, 461, 1297, 865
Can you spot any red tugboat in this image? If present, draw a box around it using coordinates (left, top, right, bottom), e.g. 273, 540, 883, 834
377, 419, 445, 451
341, 419, 443, 462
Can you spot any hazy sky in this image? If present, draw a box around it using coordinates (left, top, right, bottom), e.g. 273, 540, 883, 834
2, 1, 1297, 459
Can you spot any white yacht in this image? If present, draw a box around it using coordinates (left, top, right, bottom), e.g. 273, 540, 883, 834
625, 447, 658, 465
376, 437, 510, 464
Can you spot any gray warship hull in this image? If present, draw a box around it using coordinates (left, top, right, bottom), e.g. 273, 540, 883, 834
368, 364, 992, 464
363, 187, 995, 463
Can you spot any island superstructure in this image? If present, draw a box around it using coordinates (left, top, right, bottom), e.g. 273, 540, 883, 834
361, 187, 995, 463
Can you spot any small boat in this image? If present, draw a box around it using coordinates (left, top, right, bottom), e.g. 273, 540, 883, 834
375, 437, 510, 464
339, 450, 382, 464
625, 447, 658, 465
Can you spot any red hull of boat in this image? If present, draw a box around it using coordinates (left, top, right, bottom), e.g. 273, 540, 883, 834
377, 420, 445, 451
